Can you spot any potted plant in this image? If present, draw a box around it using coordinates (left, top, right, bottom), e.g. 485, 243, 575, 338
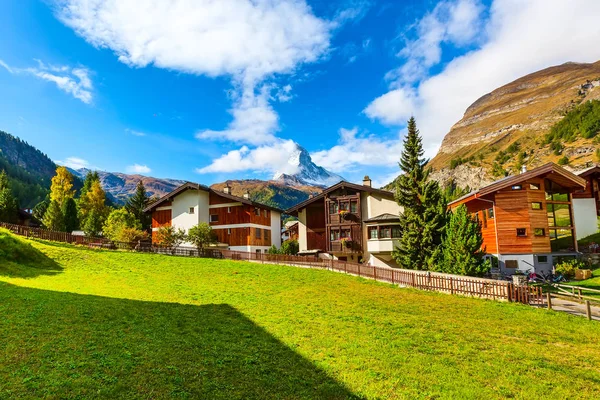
340, 237, 353, 248
338, 209, 351, 220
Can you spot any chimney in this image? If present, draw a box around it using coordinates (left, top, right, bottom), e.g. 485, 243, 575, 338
362, 175, 372, 187
521, 165, 527, 174
223, 183, 231, 194
308, 193, 314, 199
243, 190, 250, 199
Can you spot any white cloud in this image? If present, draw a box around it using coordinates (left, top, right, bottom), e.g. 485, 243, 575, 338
196, 140, 300, 175
0, 58, 93, 104
365, 0, 600, 154
56, 156, 89, 170
125, 128, 146, 137
311, 127, 404, 172
126, 164, 151, 174
52, 0, 342, 145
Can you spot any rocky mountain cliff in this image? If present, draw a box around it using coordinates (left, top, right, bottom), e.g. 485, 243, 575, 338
428, 61, 600, 190
71, 169, 185, 205
272, 143, 344, 187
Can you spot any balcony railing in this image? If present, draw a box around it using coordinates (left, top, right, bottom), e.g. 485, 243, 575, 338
329, 240, 361, 253
328, 212, 359, 225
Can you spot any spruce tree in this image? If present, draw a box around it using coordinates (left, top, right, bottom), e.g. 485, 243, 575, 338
43, 200, 65, 231
62, 197, 79, 232
0, 170, 18, 223
392, 117, 447, 270
126, 180, 151, 230
441, 205, 489, 276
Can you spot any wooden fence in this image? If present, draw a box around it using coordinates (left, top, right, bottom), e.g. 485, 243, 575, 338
0, 221, 543, 305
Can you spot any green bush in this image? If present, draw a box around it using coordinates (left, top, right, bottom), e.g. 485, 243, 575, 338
557, 156, 570, 165
555, 259, 586, 279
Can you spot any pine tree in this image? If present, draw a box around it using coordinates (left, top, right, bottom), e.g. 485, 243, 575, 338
125, 180, 151, 230
83, 208, 103, 237
62, 197, 79, 232
392, 117, 447, 270
43, 200, 65, 231
441, 205, 490, 276
78, 171, 100, 222
0, 170, 18, 223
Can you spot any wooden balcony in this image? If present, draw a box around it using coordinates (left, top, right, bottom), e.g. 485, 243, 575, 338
328, 212, 360, 225
329, 240, 362, 254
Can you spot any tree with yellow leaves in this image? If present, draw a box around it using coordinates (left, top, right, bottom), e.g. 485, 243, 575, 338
49, 167, 75, 207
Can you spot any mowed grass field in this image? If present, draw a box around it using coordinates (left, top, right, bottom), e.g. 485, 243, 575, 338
1, 231, 600, 399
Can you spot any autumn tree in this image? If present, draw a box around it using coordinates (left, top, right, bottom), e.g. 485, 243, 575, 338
50, 167, 75, 207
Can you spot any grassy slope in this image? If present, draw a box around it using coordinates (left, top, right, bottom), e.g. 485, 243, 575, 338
1, 235, 600, 399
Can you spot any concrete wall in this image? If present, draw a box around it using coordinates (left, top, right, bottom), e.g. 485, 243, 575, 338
573, 198, 598, 240
172, 190, 209, 233
297, 208, 308, 251
364, 194, 401, 219
497, 253, 554, 274
270, 211, 282, 248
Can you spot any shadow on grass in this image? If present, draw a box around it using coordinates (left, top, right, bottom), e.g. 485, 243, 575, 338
0, 230, 62, 278
0, 282, 360, 399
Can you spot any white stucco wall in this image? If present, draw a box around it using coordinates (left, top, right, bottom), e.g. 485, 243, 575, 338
363, 194, 402, 219
297, 208, 308, 251
171, 189, 209, 234
573, 198, 598, 240
271, 211, 282, 248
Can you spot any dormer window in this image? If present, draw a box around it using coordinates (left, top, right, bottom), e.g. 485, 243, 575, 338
511, 185, 522, 190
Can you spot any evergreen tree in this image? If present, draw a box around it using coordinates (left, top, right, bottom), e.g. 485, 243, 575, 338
0, 170, 18, 223
78, 171, 100, 222
62, 197, 79, 232
125, 180, 151, 230
43, 200, 65, 231
83, 208, 103, 237
441, 205, 489, 276
392, 117, 447, 270
32, 196, 50, 224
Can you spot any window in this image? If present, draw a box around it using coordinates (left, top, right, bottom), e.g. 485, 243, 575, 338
505, 260, 518, 269
550, 228, 574, 252
530, 183, 540, 190
537, 255, 549, 263
516, 228, 527, 237
189, 207, 195, 214
380, 226, 391, 239
392, 226, 402, 238
531, 202, 542, 210
210, 214, 218, 222
255, 228, 261, 239
487, 208, 494, 219
341, 229, 351, 239
350, 201, 358, 213
265, 230, 271, 242
256, 249, 261, 255
545, 179, 569, 201
511, 185, 522, 190
339, 202, 349, 211
227, 207, 231, 213
482, 210, 487, 228
547, 203, 572, 227
254, 208, 260, 216
264, 209, 268, 218
368, 226, 378, 239
227, 228, 231, 235
330, 230, 340, 241
329, 202, 338, 214
534, 228, 545, 236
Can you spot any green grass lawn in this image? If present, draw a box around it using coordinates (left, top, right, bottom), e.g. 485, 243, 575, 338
1, 231, 600, 399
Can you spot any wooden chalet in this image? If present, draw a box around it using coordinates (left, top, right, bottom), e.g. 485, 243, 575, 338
144, 182, 283, 253
449, 163, 588, 273
286, 177, 403, 267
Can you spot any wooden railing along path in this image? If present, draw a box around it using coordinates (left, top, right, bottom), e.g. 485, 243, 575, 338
0, 221, 542, 305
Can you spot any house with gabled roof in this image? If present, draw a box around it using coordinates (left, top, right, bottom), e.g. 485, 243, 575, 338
144, 182, 283, 253
285, 176, 403, 267
448, 163, 588, 274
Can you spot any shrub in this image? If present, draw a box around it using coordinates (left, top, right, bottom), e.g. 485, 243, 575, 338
555, 259, 586, 279
557, 156, 570, 165
103, 209, 141, 242
281, 240, 299, 255
154, 226, 187, 249
187, 223, 216, 250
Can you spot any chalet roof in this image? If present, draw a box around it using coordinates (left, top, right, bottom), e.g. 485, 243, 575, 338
448, 162, 587, 206
364, 213, 400, 223
576, 164, 600, 178
144, 181, 284, 213
285, 181, 395, 215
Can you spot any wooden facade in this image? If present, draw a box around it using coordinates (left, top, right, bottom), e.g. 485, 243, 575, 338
449, 164, 587, 255
324, 188, 362, 255
145, 183, 281, 249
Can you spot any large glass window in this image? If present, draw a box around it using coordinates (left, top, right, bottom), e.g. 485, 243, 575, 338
549, 229, 574, 252
545, 179, 569, 201
547, 203, 572, 227
392, 226, 402, 238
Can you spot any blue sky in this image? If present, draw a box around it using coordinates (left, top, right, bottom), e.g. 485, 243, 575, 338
1, 0, 599, 187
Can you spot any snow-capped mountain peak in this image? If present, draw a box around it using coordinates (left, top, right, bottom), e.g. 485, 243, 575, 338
273, 142, 344, 187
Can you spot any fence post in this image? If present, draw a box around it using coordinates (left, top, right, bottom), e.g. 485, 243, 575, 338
411, 273, 415, 288
586, 300, 592, 321
578, 288, 582, 301
450, 278, 454, 295
391, 270, 395, 284
547, 292, 552, 310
